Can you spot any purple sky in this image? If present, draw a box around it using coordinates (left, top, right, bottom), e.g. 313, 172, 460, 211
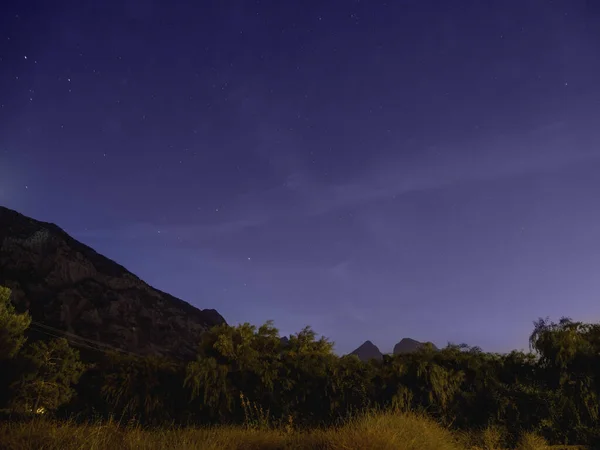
2, 0, 600, 355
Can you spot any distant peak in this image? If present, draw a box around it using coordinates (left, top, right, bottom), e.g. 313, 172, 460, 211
393, 337, 438, 355
349, 340, 383, 362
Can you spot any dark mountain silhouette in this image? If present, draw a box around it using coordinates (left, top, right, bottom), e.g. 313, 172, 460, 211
349, 338, 439, 361
0, 206, 226, 360
393, 338, 439, 354
349, 340, 383, 361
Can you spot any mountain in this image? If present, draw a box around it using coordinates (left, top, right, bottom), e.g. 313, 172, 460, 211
393, 338, 438, 354
349, 340, 383, 361
349, 338, 439, 362
0, 206, 226, 360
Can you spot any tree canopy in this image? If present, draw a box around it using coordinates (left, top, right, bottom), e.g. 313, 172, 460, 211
0, 286, 31, 360
1, 284, 600, 447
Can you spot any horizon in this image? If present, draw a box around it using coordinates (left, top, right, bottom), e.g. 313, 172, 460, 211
0, 203, 542, 357
2, 1, 600, 356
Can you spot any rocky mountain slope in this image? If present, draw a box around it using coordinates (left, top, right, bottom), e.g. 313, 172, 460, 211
0, 206, 226, 360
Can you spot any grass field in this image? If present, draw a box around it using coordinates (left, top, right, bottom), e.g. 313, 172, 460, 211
0, 410, 581, 450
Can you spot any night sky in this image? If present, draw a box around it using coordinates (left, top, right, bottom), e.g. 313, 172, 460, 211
2, 1, 600, 355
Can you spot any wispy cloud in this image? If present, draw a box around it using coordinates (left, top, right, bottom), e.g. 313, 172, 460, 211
235, 126, 599, 225
77, 120, 600, 245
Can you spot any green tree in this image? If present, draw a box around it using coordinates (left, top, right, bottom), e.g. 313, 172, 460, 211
184, 321, 283, 422
10, 337, 85, 414
529, 317, 600, 444
0, 285, 31, 360
184, 322, 337, 426
327, 354, 375, 420
100, 352, 186, 424
389, 348, 464, 421
277, 326, 337, 425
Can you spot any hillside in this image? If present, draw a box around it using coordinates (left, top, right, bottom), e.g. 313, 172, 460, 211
0, 206, 225, 360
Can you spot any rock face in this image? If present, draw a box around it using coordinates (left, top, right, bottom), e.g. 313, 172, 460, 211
349, 340, 383, 362
0, 206, 226, 360
393, 338, 438, 355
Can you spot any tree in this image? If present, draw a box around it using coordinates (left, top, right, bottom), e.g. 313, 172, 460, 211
184, 322, 337, 426
529, 317, 600, 444
384, 348, 464, 421
0, 285, 31, 360
10, 338, 85, 414
277, 326, 337, 425
100, 352, 186, 424
184, 321, 284, 422
327, 355, 375, 420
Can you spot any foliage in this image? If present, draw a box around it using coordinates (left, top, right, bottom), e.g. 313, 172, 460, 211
9, 338, 85, 414
97, 352, 188, 425
0, 283, 599, 447
529, 318, 600, 444
0, 286, 31, 360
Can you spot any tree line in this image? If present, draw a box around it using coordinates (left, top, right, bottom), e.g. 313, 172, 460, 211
1, 285, 599, 447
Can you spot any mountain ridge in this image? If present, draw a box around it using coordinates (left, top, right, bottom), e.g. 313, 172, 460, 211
0, 205, 226, 360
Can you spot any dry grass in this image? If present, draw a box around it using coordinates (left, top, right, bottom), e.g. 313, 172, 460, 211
516, 432, 549, 450
0, 412, 557, 450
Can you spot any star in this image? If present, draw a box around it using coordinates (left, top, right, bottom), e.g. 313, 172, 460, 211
3, 0, 598, 363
